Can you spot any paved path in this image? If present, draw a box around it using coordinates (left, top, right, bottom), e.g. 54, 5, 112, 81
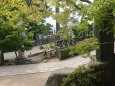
4, 46, 43, 60
0, 72, 51, 86
0, 55, 91, 76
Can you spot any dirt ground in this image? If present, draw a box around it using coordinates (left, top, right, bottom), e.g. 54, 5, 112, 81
3, 50, 59, 66
0, 72, 51, 86
30, 51, 59, 63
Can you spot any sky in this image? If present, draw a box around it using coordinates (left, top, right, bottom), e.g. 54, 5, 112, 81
45, 17, 56, 31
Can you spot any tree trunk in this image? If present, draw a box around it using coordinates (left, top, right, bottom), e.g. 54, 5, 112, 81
55, 7, 60, 32
0, 50, 4, 65
14, 51, 18, 58
17, 49, 25, 58
96, 13, 114, 61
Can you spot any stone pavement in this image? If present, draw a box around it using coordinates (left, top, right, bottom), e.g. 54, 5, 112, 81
4, 46, 43, 60
0, 55, 91, 76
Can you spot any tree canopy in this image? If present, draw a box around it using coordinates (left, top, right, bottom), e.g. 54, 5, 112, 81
0, 0, 51, 63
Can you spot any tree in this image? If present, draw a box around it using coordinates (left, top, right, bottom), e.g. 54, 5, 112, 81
0, 21, 13, 64
55, 1, 60, 32
0, 0, 48, 64
27, 21, 53, 42
71, 20, 93, 39
81, 0, 115, 61
28, 22, 53, 34
47, 0, 115, 61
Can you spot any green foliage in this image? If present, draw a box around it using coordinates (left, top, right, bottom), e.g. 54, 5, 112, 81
59, 45, 79, 60
43, 44, 50, 50
0, 0, 51, 63
57, 28, 74, 41
53, 9, 70, 26
35, 23, 53, 35
68, 46, 78, 56
62, 65, 103, 86
24, 40, 34, 50
27, 32, 34, 40
2, 32, 25, 52
40, 45, 44, 50
47, 0, 81, 27
2, 31, 34, 52
62, 61, 115, 86
40, 43, 55, 50
81, 0, 115, 26
0, 21, 12, 41
0, 0, 48, 54
59, 48, 70, 60
49, 43, 55, 49
0, 19, 34, 53
24, 0, 50, 21
71, 21, 93, 38
59, 37, 99, 60
75, 37, 99, 59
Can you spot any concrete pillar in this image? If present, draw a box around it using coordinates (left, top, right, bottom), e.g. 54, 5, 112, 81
96, 13, 114, 61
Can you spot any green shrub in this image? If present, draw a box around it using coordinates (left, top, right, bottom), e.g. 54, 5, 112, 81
59, 48, 70, 60
68, 46, 78, 56
75, 37, 99, 59
39, 45, 44, 50
59, 45, 78, 60
59, 37, 98, 60
62, 61, 115, 86
50, 44, 55, 49
62, 65, 103, 86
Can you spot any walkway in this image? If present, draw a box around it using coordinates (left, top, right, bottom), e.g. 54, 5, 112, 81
0, 55, 91, 76
4, 46, 43, 60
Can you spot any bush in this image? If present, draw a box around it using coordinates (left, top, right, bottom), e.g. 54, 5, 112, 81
50, 44, 55, 49
59, 37, 98, 60
39, 45, 44, 50
68, 46, 78, 56
75, 37, 99, 59
59, 48, 70, 60
62, 61, 115, 86
62, 65, 103, 86
59, 45, 78, 60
